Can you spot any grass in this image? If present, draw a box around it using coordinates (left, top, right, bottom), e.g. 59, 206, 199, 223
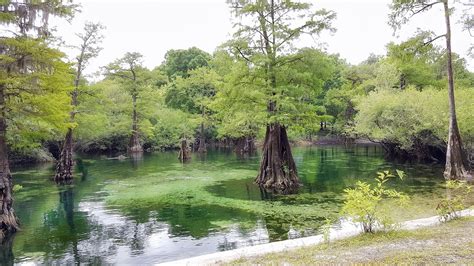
226, 216, 474, 265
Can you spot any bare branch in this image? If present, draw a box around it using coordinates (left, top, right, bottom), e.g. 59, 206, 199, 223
423, 34, 446, 46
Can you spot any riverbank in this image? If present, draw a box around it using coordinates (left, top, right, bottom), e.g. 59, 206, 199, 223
228, 215, 474, 265
159, 209, 474, 265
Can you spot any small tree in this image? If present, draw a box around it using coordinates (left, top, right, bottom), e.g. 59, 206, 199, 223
342, 170, 409, 233
437, 180, 472, 222
103, 52, 149, 153
164, 67, 218, 153
55, 22, 104, 183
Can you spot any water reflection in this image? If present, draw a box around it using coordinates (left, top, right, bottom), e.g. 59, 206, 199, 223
0, 235, 14, 266
76, 159, 89, 181
129, 152, 144, 169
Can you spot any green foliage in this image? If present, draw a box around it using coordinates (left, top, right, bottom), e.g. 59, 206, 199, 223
321, 217, 332, 246
341, 170, 409, 233
226, 0, 336, 132
437, 180, 472, 222
75, 77, 199, 151
0, 38, 74, 153
387, 31, 440, 86
74, 79, 131, 151
148, 106, 199, 149
162, 47, 211, 79
164, 67, 219, 114
209, 50, 266, 139
12, 184, 23, 193
353, 87, 474, 152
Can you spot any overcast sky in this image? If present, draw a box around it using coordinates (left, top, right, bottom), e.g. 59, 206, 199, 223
53, 0, 473, 77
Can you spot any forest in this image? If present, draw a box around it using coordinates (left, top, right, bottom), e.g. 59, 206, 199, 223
0, 0, 473, 264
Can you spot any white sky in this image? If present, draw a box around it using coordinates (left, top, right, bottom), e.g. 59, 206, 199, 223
53, 0, 474, 77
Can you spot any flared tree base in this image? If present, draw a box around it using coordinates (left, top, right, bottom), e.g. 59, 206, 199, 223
54, 129, 74, 184
234, 136, 256, 156
128, 133, 143, 153
178, 139, 191, 162
0, 171, 19, 240
444, 127, 470, 180
255, 124, 300, 192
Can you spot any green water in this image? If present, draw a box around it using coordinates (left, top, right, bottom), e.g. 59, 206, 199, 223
6, 145, 450, 264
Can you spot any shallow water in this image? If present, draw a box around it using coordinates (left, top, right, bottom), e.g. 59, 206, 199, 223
6, 145, 449, 264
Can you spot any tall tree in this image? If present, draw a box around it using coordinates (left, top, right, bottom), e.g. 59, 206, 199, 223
390, 0, 471, 180
103, 52, 149, 153
55, 22, 104, 183
162, 47, 212, 151
164, 67, 218, 152
162, 47, 211, 79
0, 0, 75, 238
227, 0, 335, 191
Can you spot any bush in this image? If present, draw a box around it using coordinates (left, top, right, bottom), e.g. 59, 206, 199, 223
341, 170, 409, 233
352, 87, 474, 160
436, 180, 472, 222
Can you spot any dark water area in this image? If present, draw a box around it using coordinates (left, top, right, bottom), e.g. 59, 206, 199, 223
6, 144, 448, 265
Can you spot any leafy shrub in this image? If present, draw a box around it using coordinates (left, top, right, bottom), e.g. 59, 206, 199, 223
353, 87, 474, 158
341, 170, 409, 233
436, 180, 472, 222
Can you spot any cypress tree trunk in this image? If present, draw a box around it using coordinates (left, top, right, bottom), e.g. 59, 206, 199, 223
197, 107, 207, 153
55, 58, 80, 182
443, 0, 469, 180
178, 139, 191, 162
54, 128, 74, 183
234, 136, 255, 155
197, 122, 206, 153
255, 124, 299, 191
0, 88, 19, 239
129, 94, 143, 153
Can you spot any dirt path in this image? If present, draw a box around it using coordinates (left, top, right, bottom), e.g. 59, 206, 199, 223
227, 217, 474, 265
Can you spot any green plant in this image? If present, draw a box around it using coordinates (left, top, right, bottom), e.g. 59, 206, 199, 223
436, 180, 472, 222
12, 184, 23, 193
341, 170, 409, 233
321, 217, 332, 246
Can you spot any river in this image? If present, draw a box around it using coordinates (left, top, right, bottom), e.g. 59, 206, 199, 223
7, 144, 448, 264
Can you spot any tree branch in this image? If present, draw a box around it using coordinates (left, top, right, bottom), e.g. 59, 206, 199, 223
235, 46, 253, 64
423, 34, 446, 46
410, 1, 442, 17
